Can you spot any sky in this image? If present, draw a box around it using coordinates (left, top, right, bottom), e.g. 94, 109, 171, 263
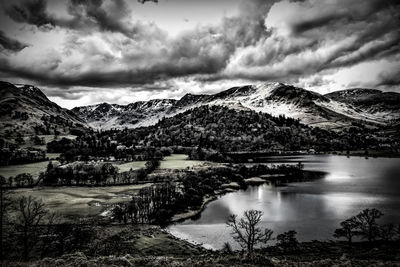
0, 0, 399, 109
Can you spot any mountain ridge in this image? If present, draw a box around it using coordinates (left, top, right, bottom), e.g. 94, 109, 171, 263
72, 82, 400, 130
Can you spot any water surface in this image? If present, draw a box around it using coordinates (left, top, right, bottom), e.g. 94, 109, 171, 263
168, 155, 400, 249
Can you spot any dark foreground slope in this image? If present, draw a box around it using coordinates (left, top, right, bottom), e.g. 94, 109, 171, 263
3, 225, 400, 267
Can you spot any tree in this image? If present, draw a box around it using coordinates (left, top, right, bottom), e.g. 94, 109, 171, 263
13, 196, 50, 260
14, 173, 34, 187
354, 208, 383, 242
378, 223, 397, 241
334, 217, 359, 243
53, 223, 74, 256
276, 230, 298, 253
0, 176, 11, 261
226, 210, 273, 254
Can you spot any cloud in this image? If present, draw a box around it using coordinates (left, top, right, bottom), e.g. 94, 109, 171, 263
0, 31, 29, 52
0, 0, 400, 107
5, 0, 136, 37
5, 0, 54, 28
222, 0, 400, 85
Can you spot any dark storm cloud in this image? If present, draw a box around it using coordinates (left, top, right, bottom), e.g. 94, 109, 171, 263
5, 0, 53, 28
5, 0, 135, 37
290, 0, 400, 35
0, 31, 29, 52
60, 0, 133, 36
42, 87, 88, 100
1, 0, 400, 95
291, 14, 342, 35
221, 0, 400, 86
1, 0, 276, 88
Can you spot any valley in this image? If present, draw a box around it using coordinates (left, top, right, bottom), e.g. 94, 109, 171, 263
1, 81, 400, 266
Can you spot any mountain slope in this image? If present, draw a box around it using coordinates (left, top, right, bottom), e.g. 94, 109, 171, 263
72, 99, 177, 129
0, 81, 87, 137
325, 88, 400, 122
73, 83, 400, 130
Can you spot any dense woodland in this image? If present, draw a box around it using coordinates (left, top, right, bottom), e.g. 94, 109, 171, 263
44, 105, 399, 163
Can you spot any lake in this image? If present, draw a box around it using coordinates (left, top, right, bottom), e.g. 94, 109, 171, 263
168, 155, 400, 250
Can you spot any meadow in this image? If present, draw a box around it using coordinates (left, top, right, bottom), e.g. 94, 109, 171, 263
112, 154, 205, 172
11, 184, 152, 219
159, 154, 205, 169
7, 154, 207, 220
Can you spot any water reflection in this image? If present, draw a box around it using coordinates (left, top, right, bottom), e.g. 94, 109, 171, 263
168, 155, 400, 250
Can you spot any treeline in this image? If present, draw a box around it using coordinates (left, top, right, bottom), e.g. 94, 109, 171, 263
225, 208, 400, 256
334, 208, 400, 243
40, 162, 118, 186
0, 138, 46, 166
112, 182, 179, 225
47, 136, 173, 163
39, 160, 161, 186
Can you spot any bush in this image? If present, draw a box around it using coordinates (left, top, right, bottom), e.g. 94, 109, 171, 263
276, 230, 298, 253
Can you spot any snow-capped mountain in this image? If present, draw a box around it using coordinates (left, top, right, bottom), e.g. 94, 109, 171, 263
72, 82, 400, 130
0, 81, 87, 137
72, 99, 177, 129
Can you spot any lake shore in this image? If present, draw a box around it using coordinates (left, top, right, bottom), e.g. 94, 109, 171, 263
169, 169, 325, 224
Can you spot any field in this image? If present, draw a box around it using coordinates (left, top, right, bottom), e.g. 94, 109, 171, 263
11, 184, 152, 219
114, 161, 147, 172
159, 154, 205, 169
47, 153, 61, 159
0, 160, 56, 178
113, 154, 205, 172
5, 154, 206, 219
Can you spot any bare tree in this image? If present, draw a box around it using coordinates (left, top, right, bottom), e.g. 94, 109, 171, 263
333, 217, 359, 244
13, 196, 49, 260
226, 209, 273, 253
378, 223, 397, 241
354, 208, 383, 242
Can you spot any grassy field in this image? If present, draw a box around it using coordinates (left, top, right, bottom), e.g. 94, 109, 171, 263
11, 184, 152, 219
4, 154, 205, 220
159, 154, 205, 169
112, 154, 205, 172
47, 153, 61, 159
0, 160, 57, 178
114, 161, 147, 172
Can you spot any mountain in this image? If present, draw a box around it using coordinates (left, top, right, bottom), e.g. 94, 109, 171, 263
0, 81, 87, 137
72, 99, 177, 129
73, 83, 400, 130
325, 88, 400, 119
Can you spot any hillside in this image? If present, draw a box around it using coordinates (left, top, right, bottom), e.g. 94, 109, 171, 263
73, 83, 400, 130
325, 88, 400, 118
110, 105, 392, 153
0, 81, 87, 138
